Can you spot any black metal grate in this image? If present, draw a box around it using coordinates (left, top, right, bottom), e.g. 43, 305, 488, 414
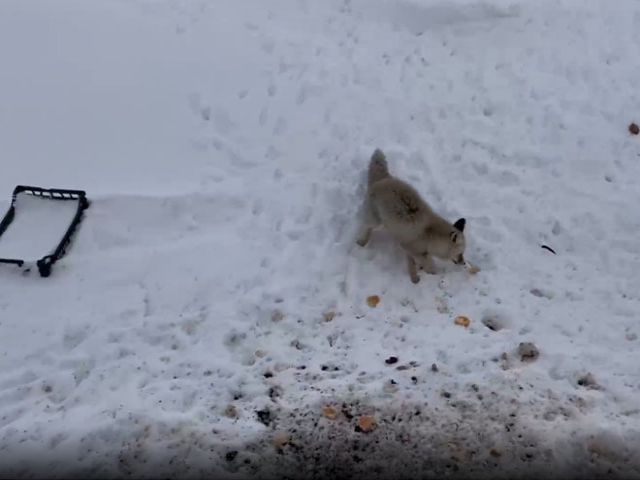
0, 185, 90, 277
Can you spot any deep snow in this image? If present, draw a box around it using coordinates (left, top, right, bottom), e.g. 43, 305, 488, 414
0, 0, 639, 478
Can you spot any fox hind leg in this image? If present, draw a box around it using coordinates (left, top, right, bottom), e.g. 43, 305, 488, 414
356, 196, 380, 247
407, 254, 420, 283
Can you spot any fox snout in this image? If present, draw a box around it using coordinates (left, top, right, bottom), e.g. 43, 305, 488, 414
452, 254, 465, 265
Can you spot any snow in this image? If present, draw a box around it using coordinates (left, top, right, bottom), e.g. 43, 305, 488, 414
0, 0, 639, 477
0, 193, 80, 261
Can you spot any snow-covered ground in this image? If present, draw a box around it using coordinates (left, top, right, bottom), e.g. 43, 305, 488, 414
1, 0, 639, 477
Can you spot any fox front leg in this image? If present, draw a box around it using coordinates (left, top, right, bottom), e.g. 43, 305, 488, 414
407, 254, 420, 284
356, 225, 373, 247
419, 252, 437, 275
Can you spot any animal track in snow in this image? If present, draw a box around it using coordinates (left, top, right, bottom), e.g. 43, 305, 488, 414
481, 312, 509, 331
62, 326, 89, 351
259, 107, 268, 126
273, 117, 288, 136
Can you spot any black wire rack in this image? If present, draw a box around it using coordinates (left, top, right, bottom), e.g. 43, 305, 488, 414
0, 185, 90, 277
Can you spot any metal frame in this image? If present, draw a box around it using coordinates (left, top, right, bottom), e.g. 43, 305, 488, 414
0, 185, 90, 277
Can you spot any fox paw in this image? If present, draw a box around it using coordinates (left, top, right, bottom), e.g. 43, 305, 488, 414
419, 266, 437, 275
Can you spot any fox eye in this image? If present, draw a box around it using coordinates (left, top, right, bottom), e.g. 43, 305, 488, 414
451, 232, 458, 243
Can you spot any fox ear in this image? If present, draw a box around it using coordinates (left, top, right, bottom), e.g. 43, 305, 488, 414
454, 218, 466, 232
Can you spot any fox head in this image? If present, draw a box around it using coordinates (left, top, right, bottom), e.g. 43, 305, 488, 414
449, 218, 467, 264
421, 217, 467, 265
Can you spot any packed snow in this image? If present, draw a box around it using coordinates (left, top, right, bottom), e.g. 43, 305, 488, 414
0, 0, 639, 477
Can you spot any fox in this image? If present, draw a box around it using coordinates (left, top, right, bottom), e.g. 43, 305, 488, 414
356, 148, 477, 283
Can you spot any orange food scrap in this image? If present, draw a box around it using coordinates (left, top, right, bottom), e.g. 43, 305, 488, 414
454, 316, 471, 328
323, 311, 336, 322
357, 415, 377, 433
224, 404, 238, 418
468, 265, 480, 275
273, 431, 290, 449
366, 295, 380, 308
322, 406, 338, 419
